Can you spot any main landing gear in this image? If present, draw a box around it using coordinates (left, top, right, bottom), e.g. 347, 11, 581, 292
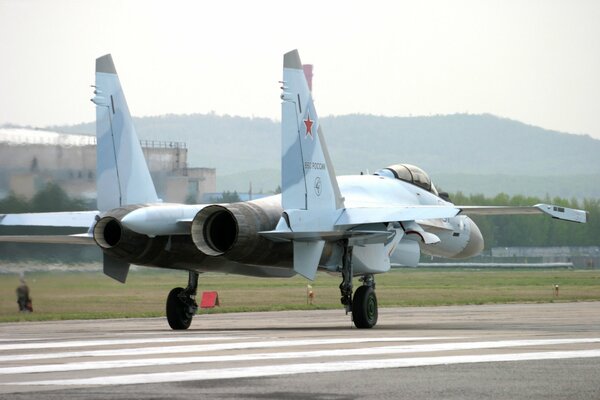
166, 271, 199, 330
339, 240, 378, 329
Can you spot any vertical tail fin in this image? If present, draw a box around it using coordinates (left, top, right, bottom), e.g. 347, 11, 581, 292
92, 54, 158, 212
281, 49, 344, 212
279, 50, 345, 280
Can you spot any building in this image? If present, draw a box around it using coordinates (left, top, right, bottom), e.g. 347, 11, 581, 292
491, 246, 599, 269
0, 128, 215, 203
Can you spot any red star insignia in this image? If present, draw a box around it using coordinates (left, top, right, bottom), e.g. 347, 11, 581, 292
304, 112, 314, 139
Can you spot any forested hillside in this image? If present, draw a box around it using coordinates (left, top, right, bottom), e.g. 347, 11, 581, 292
52, 113, 600, 198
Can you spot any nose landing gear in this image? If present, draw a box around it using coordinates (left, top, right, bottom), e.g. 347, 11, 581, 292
166, 271, 199, 330
352, 278, 378, 328
339, 239, 379, 329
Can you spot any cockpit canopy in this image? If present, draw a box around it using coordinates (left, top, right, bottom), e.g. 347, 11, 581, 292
375, 164, 438, 195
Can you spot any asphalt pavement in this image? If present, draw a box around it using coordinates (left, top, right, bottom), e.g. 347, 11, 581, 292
1, 302, 599, 399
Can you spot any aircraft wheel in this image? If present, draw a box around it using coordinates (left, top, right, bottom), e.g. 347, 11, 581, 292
166, 287, 193, 330
352, 285, 378, 329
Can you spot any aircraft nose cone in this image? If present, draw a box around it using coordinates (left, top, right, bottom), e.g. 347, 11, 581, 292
455, 218, 484, 258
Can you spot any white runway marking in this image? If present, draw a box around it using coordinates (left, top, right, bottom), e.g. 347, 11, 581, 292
1, 337, 598, 375
0, 335, 252, 351
0, 336, 451, 362
3, 304, 600, 395
10, 350, 600, 386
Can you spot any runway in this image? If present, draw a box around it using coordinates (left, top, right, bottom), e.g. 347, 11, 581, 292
1, 302, 599, 399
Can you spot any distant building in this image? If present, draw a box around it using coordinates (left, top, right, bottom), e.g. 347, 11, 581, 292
0, 128, 215, 203
491, 246, 600, 269
201, 192, 270, 203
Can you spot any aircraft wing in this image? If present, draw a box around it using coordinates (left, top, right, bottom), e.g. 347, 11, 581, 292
0, 211, 98, 228
261, 205, 459, 244
335, 205, 461, 227
459, 203, 587, 223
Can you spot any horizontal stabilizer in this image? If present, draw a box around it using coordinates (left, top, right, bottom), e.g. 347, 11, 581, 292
293, 240, 325, 280
460, 203, 587, 223
0, 211, 97, 228
0, 233, 94, 245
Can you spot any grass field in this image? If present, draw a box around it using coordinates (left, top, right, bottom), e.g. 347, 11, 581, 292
1, 268, 600, 323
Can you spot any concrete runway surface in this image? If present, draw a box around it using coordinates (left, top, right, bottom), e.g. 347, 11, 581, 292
0, 302, 599, 399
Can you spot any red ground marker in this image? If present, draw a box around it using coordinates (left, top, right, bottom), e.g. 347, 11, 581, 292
200, 291, 220, 308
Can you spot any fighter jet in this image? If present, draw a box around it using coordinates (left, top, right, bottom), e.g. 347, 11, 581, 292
0, 50, 587, 330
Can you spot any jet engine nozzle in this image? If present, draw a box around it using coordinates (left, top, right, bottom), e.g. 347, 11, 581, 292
191, 202, 290, 264
191, 205, 236, 256
92, 205, 183, 266
93, 213, 159, 262
93, 216, 124, 249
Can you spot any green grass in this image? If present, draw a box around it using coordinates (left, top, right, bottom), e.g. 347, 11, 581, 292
1, 268, 600, 323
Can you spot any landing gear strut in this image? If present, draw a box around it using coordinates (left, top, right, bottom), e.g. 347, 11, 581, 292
339, 240, 378, 329
166, 271, 199, 330
339, 241, 353, 312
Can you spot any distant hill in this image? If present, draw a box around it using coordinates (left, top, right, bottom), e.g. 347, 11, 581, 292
321, 114, 600, 176
51, 113, 600, 198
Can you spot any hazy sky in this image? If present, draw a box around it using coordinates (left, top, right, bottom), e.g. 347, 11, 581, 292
1, 0, 599, 139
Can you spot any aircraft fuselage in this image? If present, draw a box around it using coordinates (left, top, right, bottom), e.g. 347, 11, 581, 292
94, 173, 483, 277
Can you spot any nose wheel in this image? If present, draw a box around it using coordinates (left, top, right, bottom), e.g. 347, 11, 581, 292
352, 284, 378, 328
166, 271, 199, 330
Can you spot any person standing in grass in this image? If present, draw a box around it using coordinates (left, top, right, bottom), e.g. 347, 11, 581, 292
16, 276, 32, 312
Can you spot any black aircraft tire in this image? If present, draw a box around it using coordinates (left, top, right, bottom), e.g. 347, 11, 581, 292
166, 287, 193, 330
352, 285, 378, 329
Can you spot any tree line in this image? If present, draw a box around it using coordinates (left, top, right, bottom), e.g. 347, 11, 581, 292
0, 183, 89, 213
450, 192, 599, 248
